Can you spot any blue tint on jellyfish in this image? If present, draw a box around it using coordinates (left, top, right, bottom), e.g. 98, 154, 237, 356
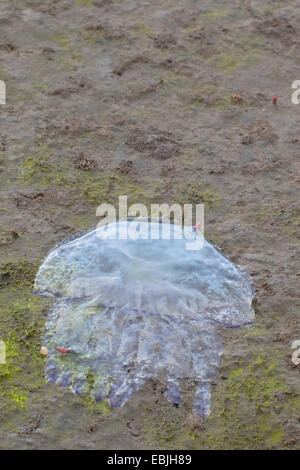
34, 221, 254, 416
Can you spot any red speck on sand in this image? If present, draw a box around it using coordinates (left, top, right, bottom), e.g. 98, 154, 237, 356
56, 347, 68, 354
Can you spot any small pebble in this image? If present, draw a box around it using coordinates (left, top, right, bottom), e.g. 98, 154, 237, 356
40, 346, 48, 356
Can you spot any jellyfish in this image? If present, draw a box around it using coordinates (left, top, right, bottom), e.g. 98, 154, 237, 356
34, 220, 254, 416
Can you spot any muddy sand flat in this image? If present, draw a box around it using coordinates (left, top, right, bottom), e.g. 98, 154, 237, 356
0, 0, 299, 450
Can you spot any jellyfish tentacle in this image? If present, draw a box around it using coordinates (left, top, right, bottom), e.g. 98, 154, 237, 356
193, 381, 212, 417
106, 307, 146, 407
164, 376, 181, 406
108, 374, 145, 408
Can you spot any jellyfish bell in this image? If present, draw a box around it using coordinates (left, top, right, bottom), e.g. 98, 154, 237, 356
34, 219, 255, 416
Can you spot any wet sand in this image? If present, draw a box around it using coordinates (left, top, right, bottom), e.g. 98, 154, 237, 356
0, 0, 299, 449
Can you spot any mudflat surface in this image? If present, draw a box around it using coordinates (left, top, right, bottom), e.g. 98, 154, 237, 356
0, 0, 299, 449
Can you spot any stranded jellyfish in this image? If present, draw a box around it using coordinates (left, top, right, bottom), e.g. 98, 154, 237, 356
34, 220, 254, 416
